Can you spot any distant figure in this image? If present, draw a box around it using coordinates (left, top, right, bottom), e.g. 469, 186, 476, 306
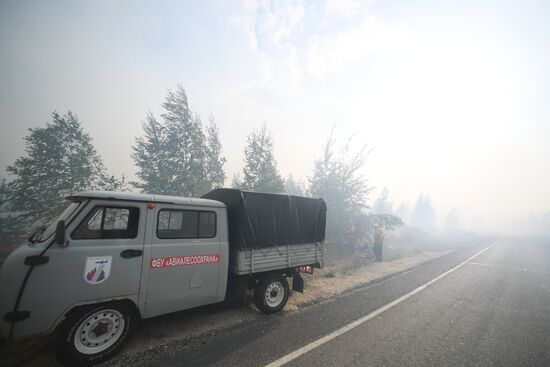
363, 241, 370, 258
373, 224, 384, 262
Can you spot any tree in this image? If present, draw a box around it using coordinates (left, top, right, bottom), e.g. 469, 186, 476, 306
101, 174, 131, 192
7, 111, 108, 226
372, 186, 393, 215
395, 202, 410, 224
205, 116, 226, 189
162, 86, 209, 196
231, 173, 244, 190
132, 85, 225, 197
284, 174, 305, 196
0, 179, 10, 208
371, 213, 404, 231
369, 187, 403, 236
309, 131, 371, 245
410, 193, 437, 231
131, 113, 169, 194
0, 179, 25, 246
308, 132, 403, 251
239, 124, 284, 193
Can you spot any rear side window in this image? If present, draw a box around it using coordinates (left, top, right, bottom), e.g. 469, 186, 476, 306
199, 212, 216, 238
72, 206, 140, 239
157, 209, 216, 239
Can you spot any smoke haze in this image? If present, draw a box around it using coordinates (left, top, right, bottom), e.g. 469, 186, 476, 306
1, 0, 549, 235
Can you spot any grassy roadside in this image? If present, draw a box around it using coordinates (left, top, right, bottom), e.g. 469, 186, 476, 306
285, 247, 449, 311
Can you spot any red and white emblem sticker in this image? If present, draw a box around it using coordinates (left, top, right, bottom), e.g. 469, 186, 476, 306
150, 254, 219, 269
84, 256, 112, 285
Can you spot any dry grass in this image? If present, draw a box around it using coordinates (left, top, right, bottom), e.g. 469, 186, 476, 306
285, 249, 448, 311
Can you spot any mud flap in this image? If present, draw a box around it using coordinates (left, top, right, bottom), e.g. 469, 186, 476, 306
291, 271, 304, 293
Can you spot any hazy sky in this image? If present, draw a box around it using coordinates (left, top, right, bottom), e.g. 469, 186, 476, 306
1, 0, 549, 233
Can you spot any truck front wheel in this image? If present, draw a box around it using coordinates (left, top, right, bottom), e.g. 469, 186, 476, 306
55, 302, 138, 366
254, 274, 290, 314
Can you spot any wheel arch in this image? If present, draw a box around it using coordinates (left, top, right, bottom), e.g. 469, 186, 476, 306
51, 296, 141, 334
246, 268, 303, 293
246, 269, 295, 289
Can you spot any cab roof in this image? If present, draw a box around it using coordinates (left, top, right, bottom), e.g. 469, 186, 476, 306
67, 191, 225, 208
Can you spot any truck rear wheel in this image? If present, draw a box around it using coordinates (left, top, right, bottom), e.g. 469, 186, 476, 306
55, 302, 138, 366
254, 274, 289, 314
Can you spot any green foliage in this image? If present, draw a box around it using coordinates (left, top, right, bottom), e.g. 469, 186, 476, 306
238, 124, 284, 193
370, 187, 403, 232
6, 111, 108, 226
349, 212, 404, 249
394, 202, 411, 224
231, 173, 244, 190
131, 113, 169, 194
0, 180, 10, 208
100, 174, 131, 192
0, 179, 25, 246
284, 174, 305, 196
205, 116, 226, 189
309, 131, 371, 244
373, 186, 393, 214
370, 213, 404, 231
308, 130, 404, 252
411, 193, 437, 231
132, 85, 226, 197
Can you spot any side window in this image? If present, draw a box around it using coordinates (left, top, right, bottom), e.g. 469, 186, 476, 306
157, 209, 216, 239
199, 211, 216, 238
157, 210, 198, 238
72, 206, 140, 239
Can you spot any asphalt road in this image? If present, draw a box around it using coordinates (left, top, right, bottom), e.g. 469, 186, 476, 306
141, 236, 550, 367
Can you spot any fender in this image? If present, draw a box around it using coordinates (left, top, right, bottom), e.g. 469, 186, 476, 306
49, 296, 141, 334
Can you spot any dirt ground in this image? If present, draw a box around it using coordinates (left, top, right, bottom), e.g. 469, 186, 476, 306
0, 244, 452, 367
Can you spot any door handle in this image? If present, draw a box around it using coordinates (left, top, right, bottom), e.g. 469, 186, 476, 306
120, 249, 143, 259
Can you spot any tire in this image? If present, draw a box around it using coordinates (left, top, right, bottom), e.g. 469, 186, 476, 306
254, 274, 290, 314
55, 302, 138, 366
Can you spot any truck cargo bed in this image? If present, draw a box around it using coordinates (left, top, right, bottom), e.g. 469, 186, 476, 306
230, 242, 323, 275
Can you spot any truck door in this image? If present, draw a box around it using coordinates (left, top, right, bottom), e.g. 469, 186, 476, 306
12, 201, 147, 338
143, 204, 221, 318
66, 202, 146, 297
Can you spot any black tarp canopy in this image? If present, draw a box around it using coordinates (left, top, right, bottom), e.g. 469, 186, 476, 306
202, 188, 326, 250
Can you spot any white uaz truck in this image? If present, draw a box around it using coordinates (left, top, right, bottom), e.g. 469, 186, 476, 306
0, 188, 326, 366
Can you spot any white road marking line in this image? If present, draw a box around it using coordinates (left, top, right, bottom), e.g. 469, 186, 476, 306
468, 261, 550, 275
264, 239, 501, 367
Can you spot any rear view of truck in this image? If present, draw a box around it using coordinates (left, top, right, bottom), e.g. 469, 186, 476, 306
202, 188, 327, 313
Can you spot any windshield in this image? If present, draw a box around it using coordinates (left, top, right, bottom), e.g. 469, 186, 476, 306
38, 201, 82, 242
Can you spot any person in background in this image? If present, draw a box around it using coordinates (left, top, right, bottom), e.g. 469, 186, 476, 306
373, 223, 384, 262
361, 235, 372, 258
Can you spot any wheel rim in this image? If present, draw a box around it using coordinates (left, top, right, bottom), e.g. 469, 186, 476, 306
74, 309, 125, 355
265, 281, 285, 308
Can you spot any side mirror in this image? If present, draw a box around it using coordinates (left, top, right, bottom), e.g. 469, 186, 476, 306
55, 220, 66, 246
